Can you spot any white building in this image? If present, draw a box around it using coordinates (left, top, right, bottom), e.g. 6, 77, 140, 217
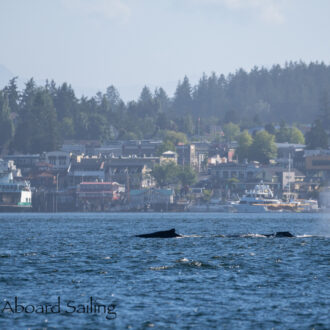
44, 151, 71, 171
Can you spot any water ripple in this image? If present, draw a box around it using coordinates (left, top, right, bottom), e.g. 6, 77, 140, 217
0, 212, 329, 329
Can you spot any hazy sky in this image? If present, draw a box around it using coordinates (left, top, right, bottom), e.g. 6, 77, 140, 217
0, 0, 329, 100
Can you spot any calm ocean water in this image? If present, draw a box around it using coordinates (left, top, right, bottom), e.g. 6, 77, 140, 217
0, 212, 329, 329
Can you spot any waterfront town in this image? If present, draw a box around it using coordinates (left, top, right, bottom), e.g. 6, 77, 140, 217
1, 134, 330, 212
1, 62, 330, 213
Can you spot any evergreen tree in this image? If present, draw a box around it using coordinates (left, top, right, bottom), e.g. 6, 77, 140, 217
154, 87, 170, 112
319, 91, 330, 129
3, 77, 20, 114
139, 86, 153, 104
180, 115, 194, 136
305, 120, 328, 149
136, 86, 157, 117
173, 76, 192, 114
106, 85, 121, 108
265, 123, 276, 135
14, 79, 36, 153
0, 92, 15, 154
192, 73, 209, 117
52, 82, 76, 120
29, 89, 60, 153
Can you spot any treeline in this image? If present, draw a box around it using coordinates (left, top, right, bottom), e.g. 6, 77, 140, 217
0, 61, 330, 154
188, 61, 330, 124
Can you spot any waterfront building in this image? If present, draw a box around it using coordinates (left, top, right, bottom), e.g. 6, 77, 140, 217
106, 157, 159, 189
122, 140, 162, 157
68, 157, 105, 186
95, 142, 123, 157
76, 182, 124, 211
210, 162, 261, 183
43, 151, 71, 172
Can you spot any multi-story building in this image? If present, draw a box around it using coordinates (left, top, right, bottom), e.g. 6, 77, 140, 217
106, 157, 159, 189
122, 140, 162, 157
303, 149, 330, 182
44, 151, 71, 171
210, 162, 261, 183
68, 157, 105, 186
76, 182, 124, 211
192, 141, 211, 172
175, 144, 197, 169
276, 142, 306, 166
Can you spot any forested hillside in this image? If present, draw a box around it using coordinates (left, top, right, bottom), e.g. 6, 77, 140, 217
188, 61, 330, 123
0, 61, 330, 154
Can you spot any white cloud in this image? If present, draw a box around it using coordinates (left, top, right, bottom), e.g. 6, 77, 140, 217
194, 0, 285, 24
61, 0, 131, 23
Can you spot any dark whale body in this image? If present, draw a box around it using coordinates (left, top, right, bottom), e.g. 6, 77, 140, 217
135, 228, 182, 238
263, 231, 295, 238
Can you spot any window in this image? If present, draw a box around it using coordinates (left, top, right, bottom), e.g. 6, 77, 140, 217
59, 157, 67, 165
312, 160, 330, 166
49, 156, 56, 165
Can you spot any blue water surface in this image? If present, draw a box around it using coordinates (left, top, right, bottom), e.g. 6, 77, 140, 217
0, 213, 329, 329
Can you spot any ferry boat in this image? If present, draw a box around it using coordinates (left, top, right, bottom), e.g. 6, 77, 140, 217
0, 172, 32, 212
233, 183, 282, 213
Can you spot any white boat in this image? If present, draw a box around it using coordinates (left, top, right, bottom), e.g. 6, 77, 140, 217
188, 198, 236, 212
0, 172, 32, 212
233, 183, 282, 213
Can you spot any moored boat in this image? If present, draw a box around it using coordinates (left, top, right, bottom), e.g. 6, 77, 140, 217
233, 183, 282, 213
0, 173, 32, 212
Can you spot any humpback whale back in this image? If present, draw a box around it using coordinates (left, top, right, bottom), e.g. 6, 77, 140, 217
274, 231, 294, 237
135, 228, 181, 238
135, 229, 294, 238
262, 231, 295, 238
